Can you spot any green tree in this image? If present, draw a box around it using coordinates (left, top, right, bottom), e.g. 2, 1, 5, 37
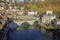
4, 4, 9, 10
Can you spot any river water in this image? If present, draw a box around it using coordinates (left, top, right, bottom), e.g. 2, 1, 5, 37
9, 28, 54, 40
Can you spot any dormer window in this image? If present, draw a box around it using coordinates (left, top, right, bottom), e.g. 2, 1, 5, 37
46, 5, 53, 16
46, 10, 53, 16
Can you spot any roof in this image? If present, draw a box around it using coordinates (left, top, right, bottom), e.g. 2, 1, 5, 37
47, 4, 53, 10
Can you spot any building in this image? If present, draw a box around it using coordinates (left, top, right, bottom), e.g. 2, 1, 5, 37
0, 1, 5, 10
56, 17, 60, 29
42, 5, 56, 24
28, 10, 37, 16
24, 0, 29, 2
42, 15, 56, 24
6, 0, 10, 2
0, 0, 5, 2
24, 0, 45, 2
46, 5, 53, 16
20, 7, 25, 11
56, 17, 60, 26
9, 6, 17, 11
6, 0, 16, 3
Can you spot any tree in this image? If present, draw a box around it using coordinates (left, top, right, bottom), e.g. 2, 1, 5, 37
4, 4, 9, 10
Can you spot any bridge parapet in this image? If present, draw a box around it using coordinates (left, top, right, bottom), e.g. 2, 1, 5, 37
13, 16, 39, 26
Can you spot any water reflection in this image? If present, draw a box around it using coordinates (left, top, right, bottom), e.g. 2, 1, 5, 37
9, 28, 54, 40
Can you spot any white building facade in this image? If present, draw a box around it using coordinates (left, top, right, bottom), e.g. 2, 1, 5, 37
42, 9, 56, 24
28, 11, 37, 16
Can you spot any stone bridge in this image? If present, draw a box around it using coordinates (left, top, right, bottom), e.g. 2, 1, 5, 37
14, 20, 38, 26
13, 16, 39, 26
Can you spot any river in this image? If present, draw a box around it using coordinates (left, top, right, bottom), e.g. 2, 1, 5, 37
9, 28, 54, 40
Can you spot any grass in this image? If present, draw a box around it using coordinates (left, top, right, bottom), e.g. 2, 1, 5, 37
16, 26, 22, 31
